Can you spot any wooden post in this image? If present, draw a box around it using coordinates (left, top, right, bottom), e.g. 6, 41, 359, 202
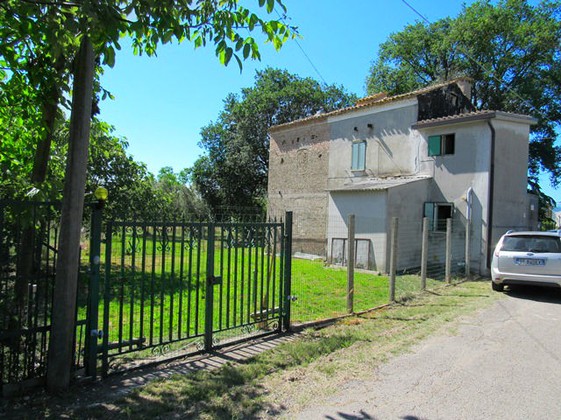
347, 214, 355, 314
389, 217, 398, 302
465, 218, 471, 279
445, 218, 452, 284
47, 36, 95, 393
421, 217, 429, 290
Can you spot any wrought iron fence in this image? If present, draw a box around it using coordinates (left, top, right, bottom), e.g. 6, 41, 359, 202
0, 201, 293, 391
0, 200, 89, 390
94, 219, 289, 377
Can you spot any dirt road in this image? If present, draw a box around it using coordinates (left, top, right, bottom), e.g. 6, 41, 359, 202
295, 286, 561, 419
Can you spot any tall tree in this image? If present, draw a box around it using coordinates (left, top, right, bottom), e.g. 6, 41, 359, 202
366, 0, 561, 188
190, 67, 357, 216
1, 0, 296, 392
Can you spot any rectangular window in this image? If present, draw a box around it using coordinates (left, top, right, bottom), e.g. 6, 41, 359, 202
428, 134, 455, 157
351, 140, 366, 171
424, 202, 454, 231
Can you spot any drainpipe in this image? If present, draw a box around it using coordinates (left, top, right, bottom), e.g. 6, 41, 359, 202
486, 120, 496, 269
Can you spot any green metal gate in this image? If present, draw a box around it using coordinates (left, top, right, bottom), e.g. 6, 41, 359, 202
84, 211, 293, 378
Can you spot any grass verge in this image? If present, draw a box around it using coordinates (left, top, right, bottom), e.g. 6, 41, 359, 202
4, 280, 500, 419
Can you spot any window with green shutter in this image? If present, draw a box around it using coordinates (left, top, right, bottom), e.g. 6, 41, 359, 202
428, 134, 455, 157
424, 202, 454, 231
428, 135, 442, 156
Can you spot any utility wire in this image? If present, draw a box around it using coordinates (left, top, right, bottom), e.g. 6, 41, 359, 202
274, 8, 328, 85
400, 0, 547, 120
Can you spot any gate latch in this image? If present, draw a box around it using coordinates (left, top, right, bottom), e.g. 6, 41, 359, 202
208, 276, 222, 286
287, 295, 298, 302
90, 329, 103, 339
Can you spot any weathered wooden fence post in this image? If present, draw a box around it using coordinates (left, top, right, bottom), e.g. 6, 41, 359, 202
445, 218, 452, 284
421, 217, 429, 290
389, 217, 398, 302
465, 218, 471, 280
347, 214, 355, 314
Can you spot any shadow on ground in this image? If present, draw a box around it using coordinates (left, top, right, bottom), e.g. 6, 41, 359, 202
505, 284, 561, 304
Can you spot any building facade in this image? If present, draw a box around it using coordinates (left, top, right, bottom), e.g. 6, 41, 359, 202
267, 79, 537, 275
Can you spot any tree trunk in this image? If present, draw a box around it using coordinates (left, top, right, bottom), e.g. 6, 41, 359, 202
46, 36, 94, 393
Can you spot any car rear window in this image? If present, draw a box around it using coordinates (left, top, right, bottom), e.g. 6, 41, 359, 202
501, 235, 561, 253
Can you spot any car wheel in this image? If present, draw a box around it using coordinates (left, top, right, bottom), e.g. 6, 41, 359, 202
491, 281, 504, 292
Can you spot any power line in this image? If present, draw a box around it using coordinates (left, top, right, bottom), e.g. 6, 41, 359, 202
274, 8, 328, 85
401, 0, 430, 24
399, 0, 546, 120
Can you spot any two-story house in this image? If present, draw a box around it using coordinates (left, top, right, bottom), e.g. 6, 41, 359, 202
267, 78, 537, 276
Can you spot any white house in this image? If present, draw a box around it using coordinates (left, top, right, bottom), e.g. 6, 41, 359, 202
267, 79, 537, 276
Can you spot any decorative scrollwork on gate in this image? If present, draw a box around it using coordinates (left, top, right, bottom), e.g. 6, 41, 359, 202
151, 344, 171, 356
125, 225, 145, 255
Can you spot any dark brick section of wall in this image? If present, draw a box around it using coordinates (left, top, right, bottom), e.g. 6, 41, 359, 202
267, 119, 330, 256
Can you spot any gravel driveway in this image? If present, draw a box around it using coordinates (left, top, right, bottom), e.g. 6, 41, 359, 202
295, 286, 561, 420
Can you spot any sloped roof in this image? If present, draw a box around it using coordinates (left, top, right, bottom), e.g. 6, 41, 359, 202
328, 175, 431, 192
412, 110, 537, 128
269, 77, 473, 133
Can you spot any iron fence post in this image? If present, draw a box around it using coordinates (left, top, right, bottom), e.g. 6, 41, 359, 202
282, 212, 293, 331
85, 202, 102, 378
204, 223, 215, 352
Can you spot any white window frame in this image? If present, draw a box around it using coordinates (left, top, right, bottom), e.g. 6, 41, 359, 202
351, 140, 366, 171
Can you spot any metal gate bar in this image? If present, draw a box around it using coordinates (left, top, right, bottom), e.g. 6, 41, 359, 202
87, 215, 291, 378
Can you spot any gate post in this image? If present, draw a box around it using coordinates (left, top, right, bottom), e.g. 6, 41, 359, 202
282, 212, 293, 332
85, 199, 103, 378
204, 223, 215, 352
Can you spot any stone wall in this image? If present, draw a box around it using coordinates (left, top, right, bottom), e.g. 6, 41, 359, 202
267, 118, 330, 256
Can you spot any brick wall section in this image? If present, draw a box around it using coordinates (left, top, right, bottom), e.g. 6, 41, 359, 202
267, 118, 330, 256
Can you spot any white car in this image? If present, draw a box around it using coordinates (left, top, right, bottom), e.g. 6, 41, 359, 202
491, 230, 561, 292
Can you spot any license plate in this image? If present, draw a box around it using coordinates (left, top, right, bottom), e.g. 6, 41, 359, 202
515, 258, 545, 266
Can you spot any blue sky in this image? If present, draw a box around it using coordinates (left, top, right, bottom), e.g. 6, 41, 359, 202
98, 0, 558, 203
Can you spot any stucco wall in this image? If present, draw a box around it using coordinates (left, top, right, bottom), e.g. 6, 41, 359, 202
491, 119, 533, 238
417, 121, 491, 274
387, 179, 431, 271
327, 190, 388, 272
267, 119, 330, 255
327, 100, 419, 189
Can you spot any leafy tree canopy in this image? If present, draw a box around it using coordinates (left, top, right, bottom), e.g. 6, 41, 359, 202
190, 67, 358, 216
365, 0, 561, 188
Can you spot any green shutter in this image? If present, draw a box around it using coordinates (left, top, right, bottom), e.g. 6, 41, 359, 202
428, 135, 441, 156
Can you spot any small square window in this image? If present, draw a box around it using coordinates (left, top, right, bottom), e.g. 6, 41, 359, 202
424, 202, 453, 231
428, 134, 455, 157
